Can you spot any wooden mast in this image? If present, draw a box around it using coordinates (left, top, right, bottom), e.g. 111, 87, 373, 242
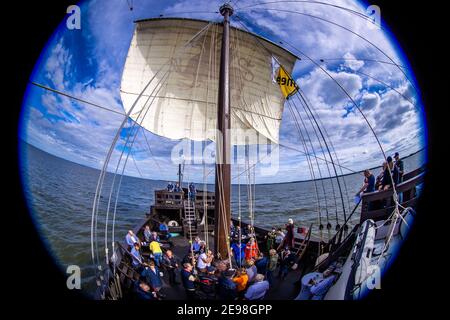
215, 3, 233, 259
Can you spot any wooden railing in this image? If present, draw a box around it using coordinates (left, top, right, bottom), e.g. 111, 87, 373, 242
154, 189, 215, 210
360, 171, 425, 222
154, 190, 184, 208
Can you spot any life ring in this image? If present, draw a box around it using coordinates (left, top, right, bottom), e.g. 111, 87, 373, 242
168, 220, 179, 227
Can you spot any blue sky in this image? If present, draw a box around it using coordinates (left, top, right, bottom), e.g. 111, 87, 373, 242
20, 0, 427, 183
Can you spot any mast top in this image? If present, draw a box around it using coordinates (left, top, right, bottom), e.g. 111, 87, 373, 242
219, 3, 234, 17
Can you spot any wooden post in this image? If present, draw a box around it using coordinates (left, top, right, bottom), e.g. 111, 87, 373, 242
214, 3, 233, 259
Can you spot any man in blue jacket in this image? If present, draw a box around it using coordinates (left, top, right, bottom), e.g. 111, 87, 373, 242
141, 261, 163, 295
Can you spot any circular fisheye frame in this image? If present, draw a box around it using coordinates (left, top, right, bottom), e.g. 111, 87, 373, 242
19, 0, 427, 300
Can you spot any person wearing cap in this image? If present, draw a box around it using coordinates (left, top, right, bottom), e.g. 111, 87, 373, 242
380, 156, 399, 191
244, 274, 269, 300
279, 219, 295, 250
394, 152, 404, 182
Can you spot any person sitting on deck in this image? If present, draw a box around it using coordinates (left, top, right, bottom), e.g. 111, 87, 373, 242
231, 241, 246, 267
188, 182, 196, 202
181, 262, 197, 300
141, 261, 164, 295
394, 152, 404, 183
149, 239, 163, 267
255, 252, 268, 276
182, 252, 196, 267
149, 231, 160, 243
244, 274, 269, 300
133, 277, 157, 300
357, 169, 376, 196
143, 225, 152, 244
191, 237, 202, 254
159, 221, 172, 240
308, 268, 337, 300
265, 228, 277, 252
245, 259, 257, 283
197, 249, 214, 273
278, 247, 296, 280
267, 249, 278, 286
162, 249, 179, 285
379, 156, 399, 191
198, 241, 207, 255
217, 269, 238, 300
275, 228, 285, 249
232, 268, 249, 298
126, 230, 139, 250
130, 242, 143, 271
174, 183, 182, 193
245, 237, 259, 261
167, 181, 174, 192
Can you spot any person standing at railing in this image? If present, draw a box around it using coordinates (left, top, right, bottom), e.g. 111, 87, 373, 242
167, 181, 174, 192
394, 152, 404, 183
278, 219, 295, 250
380, 156, 399, 191
174, 182, 182, 192
357, 170, 375, 196
131, 242, 143, 271
394, 152, 404, 203
188, 182, 197, 202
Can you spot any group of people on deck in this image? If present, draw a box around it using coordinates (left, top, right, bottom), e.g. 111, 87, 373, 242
125, 216, 305, 300
167, 182, 197, 202
356, 152, 404, 197
166, 181, 182, 193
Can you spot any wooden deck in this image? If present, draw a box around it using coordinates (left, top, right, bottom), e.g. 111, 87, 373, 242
136, 227, 304, 300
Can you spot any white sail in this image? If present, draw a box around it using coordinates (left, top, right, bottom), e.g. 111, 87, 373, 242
120, 18, 297, 145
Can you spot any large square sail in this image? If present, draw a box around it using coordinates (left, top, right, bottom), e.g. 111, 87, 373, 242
120, 18, 297, 145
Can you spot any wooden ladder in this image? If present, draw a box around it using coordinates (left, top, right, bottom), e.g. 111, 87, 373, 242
183, 200, 198, 238
295, 223, 313, 264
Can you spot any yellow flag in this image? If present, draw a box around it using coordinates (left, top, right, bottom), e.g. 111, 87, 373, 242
275, 66, 299, 100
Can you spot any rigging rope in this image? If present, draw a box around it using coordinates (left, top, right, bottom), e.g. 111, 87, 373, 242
286, 101, 321, 237
290, 96, 330, 234
237, 8, 418, 96
91, 22, 213, 274
294, 95, 338, 231
235, 1, 379, 26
